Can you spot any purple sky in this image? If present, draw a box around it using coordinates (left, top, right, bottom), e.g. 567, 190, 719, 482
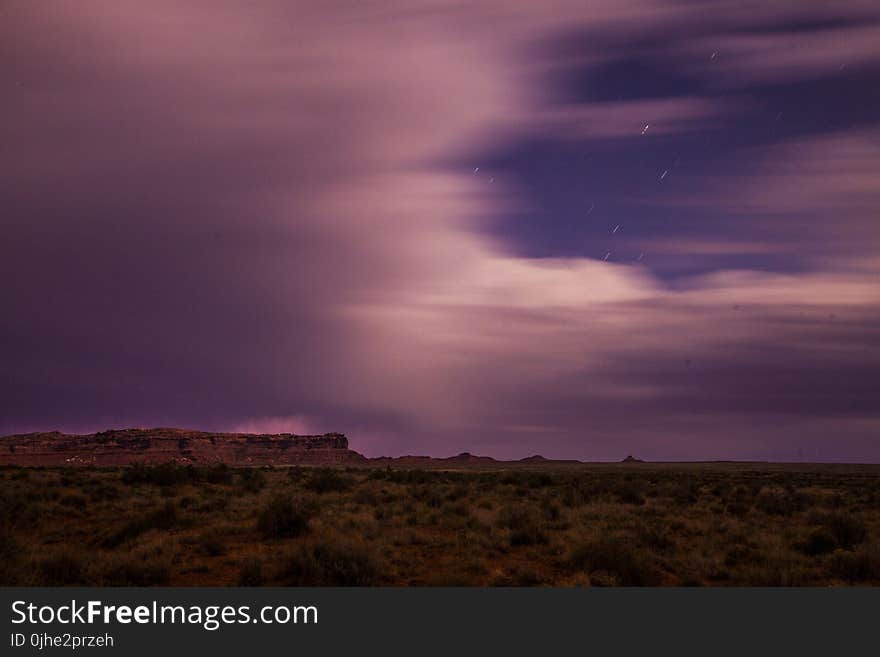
2, 1, 879, 460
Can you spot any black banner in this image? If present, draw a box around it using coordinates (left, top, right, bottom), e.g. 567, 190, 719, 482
1, 588, 875, 655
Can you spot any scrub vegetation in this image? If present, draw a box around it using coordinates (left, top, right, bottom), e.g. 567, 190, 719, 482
2, 462, 880, 586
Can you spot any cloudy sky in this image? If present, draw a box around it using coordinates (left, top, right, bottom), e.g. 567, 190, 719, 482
2, 1, 879, 460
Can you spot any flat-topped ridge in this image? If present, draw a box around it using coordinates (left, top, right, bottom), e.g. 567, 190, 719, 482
0, 428, 360, 466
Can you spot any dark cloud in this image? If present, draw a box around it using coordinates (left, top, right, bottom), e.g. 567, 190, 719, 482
2, 1, 878, 459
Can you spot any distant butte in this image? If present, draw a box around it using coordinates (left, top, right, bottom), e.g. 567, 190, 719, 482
442, 452, 498, 465
622, 455, 645, 463
0, 428, 365, 467
0, 427, 597, 468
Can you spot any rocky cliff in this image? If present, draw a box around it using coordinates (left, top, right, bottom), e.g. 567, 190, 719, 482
0, 428, 366, 466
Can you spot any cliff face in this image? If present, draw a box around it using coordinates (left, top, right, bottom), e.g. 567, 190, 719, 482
0, 428, 365, 466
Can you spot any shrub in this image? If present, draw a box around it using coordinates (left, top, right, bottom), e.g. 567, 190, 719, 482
411, 485, 444, 508
239, 558, 264, 586
440, 501, 469, 519
797, 528, 837, 556
567, 537, 660, 586
496, 506, 548, 546
742, 561, 810, 586
179, 496, 198, 510
100, 501, 181, 548
278, 542, 380, 586
0, 528, 18, 560
561, 483, 590, 507
494, 567, 544, 586
510, 528, 548, 547
756, 490, 809, 516
637, 525, 675, 554
823, 513, 867, 550
444, 484, 469, 501
526, 473, 556, 489
121, 462, 234, 486
237, 468, 267, 494
59, 493, 88, 511
613, 481, 646, 506
724, 545, 759, 568
671, 482, 700, 505
199, 535, 227, 557
90, 484, 121, 502
304, 469, 352, 494
287, 466, 306, 482
725, 501, 750, 518
39, 552, 88, 585
204, 464, 234, 485
256, 495, 315, 539
500, 472, 555, 489
354, 488, 379, 506
829, 547, 880, 583
0, 489, 34, 528
540, 499, 561, 522
199, 495, 230, 513
100, 557, 170, 586
0, 529, 20, 585
122, 463, 188, 486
